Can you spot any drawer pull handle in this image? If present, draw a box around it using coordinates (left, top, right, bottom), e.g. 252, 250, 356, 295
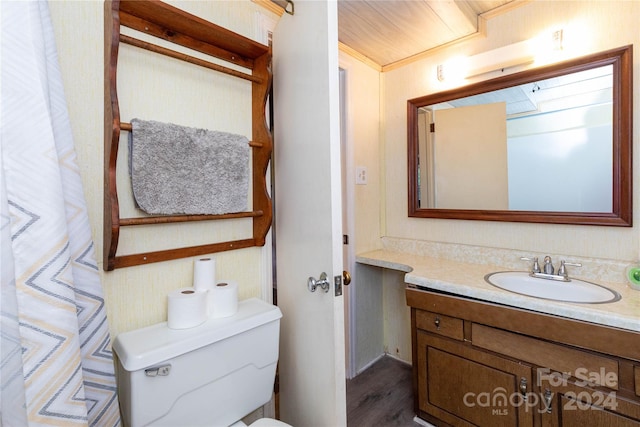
434, 317, 441, 330
543, 389, 553, 413
519, 377, 528, 401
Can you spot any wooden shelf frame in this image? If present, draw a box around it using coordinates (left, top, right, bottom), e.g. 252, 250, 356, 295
104, 0, 273, 270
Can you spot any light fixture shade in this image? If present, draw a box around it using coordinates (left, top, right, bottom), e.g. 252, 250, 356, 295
464, 39, 535, 79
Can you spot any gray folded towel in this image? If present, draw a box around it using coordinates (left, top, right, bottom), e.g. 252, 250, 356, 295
129, 119, 249, 215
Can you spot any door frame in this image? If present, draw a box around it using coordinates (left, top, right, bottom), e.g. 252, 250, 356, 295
339, 66, 357, 380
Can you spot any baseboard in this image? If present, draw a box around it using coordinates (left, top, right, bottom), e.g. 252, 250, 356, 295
385, 352, 412, 367
354, 353, 386, 376
413, 415, 435, 427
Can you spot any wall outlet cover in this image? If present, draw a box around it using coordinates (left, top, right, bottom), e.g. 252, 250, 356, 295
356, 166, 367, 185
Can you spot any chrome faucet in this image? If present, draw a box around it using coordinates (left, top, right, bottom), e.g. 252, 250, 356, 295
543, 256, 554, 275
521, 256, 582, 282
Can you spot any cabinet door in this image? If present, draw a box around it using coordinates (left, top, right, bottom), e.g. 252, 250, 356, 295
417, 331, 534, 427
539, 373, 640, 427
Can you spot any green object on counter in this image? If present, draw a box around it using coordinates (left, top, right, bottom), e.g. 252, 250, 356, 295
626, 266, 640, 288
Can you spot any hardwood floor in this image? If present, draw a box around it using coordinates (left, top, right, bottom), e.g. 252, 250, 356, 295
346, 356, 419, 427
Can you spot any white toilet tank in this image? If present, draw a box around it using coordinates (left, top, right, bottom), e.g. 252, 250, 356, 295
113, 298, 282, 427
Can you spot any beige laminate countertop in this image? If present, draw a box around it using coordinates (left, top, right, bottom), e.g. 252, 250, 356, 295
356, 249, 640, 333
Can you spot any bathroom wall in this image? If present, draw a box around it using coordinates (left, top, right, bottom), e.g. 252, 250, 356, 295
46, 0, 639, 376
338, 52, 383, 256
48, 1, 280, 338
337, 50, 383, 373
383, 0, 640, 262
354, 0, 640, 371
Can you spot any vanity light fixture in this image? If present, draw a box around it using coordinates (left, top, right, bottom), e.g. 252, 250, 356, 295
436, 29, 566, 84
461, 29, 566, 80
437, 64, 445, 82
552, 29, 563, 51
435, 56, 467, 85
464, 39, 536, 79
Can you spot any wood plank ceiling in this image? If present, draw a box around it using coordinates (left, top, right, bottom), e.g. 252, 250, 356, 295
338, 0, 516, 67
272, 0, 518, 68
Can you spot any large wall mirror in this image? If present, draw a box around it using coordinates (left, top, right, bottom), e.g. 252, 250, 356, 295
408, 45, 633, 226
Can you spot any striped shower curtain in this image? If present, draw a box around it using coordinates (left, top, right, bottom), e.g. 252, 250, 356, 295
1, 1, 121, 425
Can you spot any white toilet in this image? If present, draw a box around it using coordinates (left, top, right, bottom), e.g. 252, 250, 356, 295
113, 297, 291, 427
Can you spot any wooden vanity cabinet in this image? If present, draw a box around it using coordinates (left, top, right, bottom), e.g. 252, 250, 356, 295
407, 287, 640, 427
417, 331, 535, 426
538, 373, 640, 426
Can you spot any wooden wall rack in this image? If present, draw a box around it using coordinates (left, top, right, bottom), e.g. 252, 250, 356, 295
104, 0, 272, 270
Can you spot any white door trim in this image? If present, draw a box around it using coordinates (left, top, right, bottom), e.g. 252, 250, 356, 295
339, 66, 357, 380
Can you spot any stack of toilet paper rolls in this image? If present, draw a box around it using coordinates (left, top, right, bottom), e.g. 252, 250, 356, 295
167, 257, 239, 329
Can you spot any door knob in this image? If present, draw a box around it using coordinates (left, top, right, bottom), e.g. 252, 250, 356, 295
308, 272, 330, 293
343, 270, 351, 286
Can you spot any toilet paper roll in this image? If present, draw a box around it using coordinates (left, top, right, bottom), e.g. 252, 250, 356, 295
210, 281, 238, 318
193, 257, 216, 291
625, 266, 640, 290
167, 287, 208, 329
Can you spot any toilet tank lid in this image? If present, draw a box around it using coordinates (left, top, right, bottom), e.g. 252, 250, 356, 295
113, 298, 282, 372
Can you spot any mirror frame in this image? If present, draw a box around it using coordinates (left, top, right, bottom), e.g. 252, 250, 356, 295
408, 45, 633, 226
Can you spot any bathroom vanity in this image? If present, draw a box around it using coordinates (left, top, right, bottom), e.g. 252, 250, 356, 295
356, 248, 640, 427
408, 288, 640, 426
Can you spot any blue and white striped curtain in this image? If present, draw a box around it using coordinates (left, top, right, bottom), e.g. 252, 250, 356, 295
1, 1, 121, 425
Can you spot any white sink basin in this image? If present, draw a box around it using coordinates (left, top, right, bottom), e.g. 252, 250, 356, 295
484, 271, 621, 304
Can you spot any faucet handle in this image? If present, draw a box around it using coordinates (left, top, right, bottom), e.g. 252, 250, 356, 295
520, 256, 541, 274
563, 261, 582, 267
557, 260, 582, 278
